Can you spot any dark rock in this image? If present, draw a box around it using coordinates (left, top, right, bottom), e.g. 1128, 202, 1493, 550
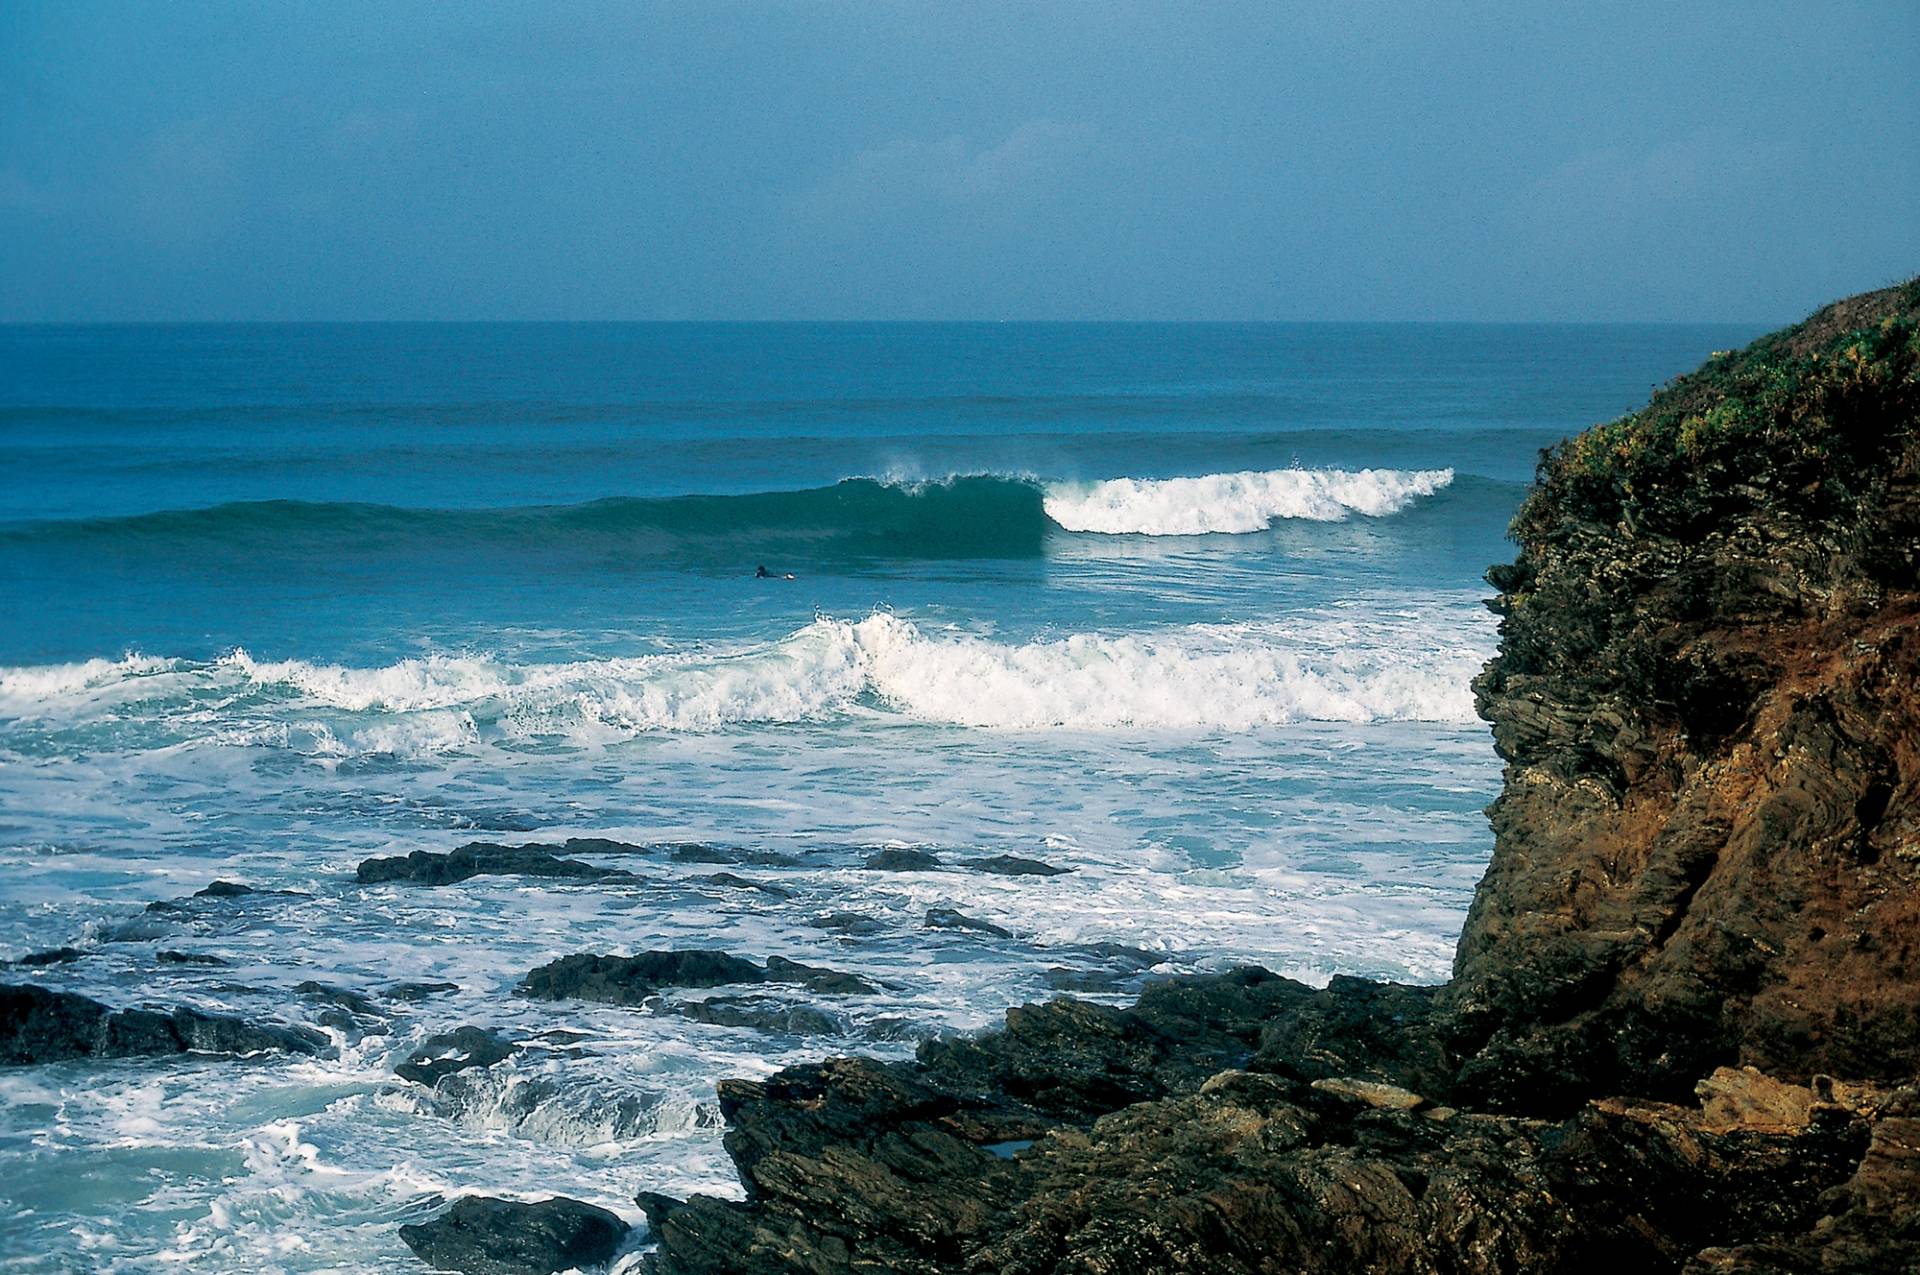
925, 907, 1014, 939
518, 952, 765, 1006
10, 947, 87, 967
863, 848, 942, 872
145, 880, 306, 912
385, 980, 462, 1001
294, 981, 381, 1017
398, 1194, 627, 1274
518, 951, 875, 1007
1041, 966, 1127, 992
700, 872, 794, 899
396, 1026, 515, 1086
809, 912, 887, 936
156, 950, 229, 966
356, 843, 640, 887
0, 983, 323, 1065
966, 855, 1070, 877
669, 996, 842, 1036
763, 956, 877, 995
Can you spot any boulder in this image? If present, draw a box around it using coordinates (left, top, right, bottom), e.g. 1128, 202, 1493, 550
398, 1194, 627, 1274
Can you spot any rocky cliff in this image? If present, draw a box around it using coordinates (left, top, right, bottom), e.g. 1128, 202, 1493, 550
624, 283, 1920, 1275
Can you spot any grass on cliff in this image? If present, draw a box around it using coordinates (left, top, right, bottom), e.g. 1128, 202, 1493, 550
1511, 277, 1920, 553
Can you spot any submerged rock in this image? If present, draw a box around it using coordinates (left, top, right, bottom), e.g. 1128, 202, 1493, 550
966, 854, 1070, 877
8, 947, 87, 967
925, 907, 1013, 939
355, 843, 640, 887
0, 984, 323, 1065
398, 1194, 627, 1274
144, 880, 308, 913
518, 950, 875, 1006
155, 950, 229, 966
668, 995, 842, 1036
396, 1026, 515, 1086
386, 980, 462, 1000
863, 847, 941, 872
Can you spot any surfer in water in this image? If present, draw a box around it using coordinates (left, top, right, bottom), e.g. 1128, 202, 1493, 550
755, 565, 795, 580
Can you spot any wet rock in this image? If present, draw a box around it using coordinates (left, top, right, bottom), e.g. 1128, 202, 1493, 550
925, 907, 1013, 939
700, 872, 794, 899
669, 996, 841, 1036
398, 1194, 628, 1274
863, 848, 942, 872
966, 854, 1070, 877
155, 950, 229, 966
396, 1026, 515, 1086
1041, 966, 1127, 992
144, 880, 307, 913
9, 947, 87, 967
669, 844, 801, 867
518, 950, 874, 1006
294, 981, 381, 1017
809, 912, 887, 936
356, 843, 640, 887
385, 980, 462, 1001
0, 983, 324, 1065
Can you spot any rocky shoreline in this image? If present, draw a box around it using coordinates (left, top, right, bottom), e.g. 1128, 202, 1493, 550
602, 283, 1918, 1275
3, 284, 1915, 1273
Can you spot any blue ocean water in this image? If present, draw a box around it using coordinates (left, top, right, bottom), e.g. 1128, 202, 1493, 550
0, 322, 1755, 1270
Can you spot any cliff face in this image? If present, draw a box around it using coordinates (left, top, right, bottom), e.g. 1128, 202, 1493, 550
630, 285, 1920, 1275
1451, 280, 1920, 1114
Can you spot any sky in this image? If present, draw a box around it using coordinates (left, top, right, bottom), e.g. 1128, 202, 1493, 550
1, 1, 1914, 322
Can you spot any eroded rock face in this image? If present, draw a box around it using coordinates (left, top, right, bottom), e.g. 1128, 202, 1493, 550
1449, 282, 1920, 1115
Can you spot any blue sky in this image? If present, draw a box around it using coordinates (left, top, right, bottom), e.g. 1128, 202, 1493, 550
2, 1, 1914, 321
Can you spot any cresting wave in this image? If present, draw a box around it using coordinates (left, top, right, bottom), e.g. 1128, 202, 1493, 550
0, 467, 1460, 562
0, 607, 1492, 751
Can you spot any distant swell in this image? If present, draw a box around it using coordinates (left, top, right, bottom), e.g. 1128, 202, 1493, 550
0, 605, 1494, 752
0, 468, 1459, 562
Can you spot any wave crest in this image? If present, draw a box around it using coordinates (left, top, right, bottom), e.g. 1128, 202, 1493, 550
1041, 468, 1455, 534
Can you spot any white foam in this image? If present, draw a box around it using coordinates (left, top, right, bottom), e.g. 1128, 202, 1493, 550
0, 606, 1492, 749
1042, 467, 1454, 534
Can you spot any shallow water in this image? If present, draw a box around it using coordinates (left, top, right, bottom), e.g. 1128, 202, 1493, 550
0, 321, 1757, 1270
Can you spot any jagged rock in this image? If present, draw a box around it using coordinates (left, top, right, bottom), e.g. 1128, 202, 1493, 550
863, 848, 941, 872
966, 854, 1070, 877
0, 983, 323, 1064
670, 845, 801, 867
295, 981, 381, 1017
517, 951, 874, 1006
925, 907, 1013, 938
356, 843, 640, 886
396, 1026, 515, 1086
398, 1194, 627, 1274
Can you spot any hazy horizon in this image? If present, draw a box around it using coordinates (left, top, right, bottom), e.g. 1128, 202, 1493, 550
3, 1, 1915, 324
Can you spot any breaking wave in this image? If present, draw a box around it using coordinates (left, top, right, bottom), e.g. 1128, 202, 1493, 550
0, 605, 1493, 752
0, 468, 1459, 564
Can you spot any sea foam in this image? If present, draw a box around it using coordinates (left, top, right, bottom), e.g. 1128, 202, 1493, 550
1041, 467, 1454, 534
0, 604, 1491, 751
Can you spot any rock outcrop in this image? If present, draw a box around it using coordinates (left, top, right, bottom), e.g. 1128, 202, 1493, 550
0, 984, 325, 1064
621, 283, 1920, 1274
357, 843, 642, 886
400, 1195, 629, 1274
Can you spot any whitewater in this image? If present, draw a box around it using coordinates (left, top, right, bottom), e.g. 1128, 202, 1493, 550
0, 319, 1757, 1271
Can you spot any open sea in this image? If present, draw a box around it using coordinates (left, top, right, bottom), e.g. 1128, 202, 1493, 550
0, 321, 1757, 1271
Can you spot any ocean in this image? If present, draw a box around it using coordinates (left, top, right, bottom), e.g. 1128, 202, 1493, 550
0, 321, 1757, 1270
